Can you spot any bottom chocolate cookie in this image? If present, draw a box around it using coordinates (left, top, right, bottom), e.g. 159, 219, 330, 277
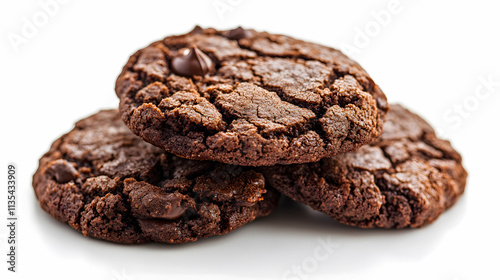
33, 110, 280, 244
261, 104, 467, 228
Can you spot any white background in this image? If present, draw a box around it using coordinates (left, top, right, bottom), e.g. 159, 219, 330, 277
1, 0, 499, 279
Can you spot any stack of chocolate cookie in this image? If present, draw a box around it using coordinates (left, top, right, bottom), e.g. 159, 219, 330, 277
33, 27, 467, 244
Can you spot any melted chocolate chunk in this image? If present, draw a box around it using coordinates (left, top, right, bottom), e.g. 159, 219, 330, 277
44, 159, 79, 183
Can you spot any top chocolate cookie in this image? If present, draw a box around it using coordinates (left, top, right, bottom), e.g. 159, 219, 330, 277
116, 26, 388, 166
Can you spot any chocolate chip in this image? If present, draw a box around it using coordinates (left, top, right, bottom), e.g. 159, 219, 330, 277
45, 159, 79, 183
224, 27, 253, 40
170, 46, 214, 77
188, 25, 204, 34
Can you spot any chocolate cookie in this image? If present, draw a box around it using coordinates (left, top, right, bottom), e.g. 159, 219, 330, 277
115, 26, 388, 166
33, 110, 280, 244
261, 105, 467, 228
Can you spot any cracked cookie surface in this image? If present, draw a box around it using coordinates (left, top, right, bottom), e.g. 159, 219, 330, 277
32, 110, 280, 244
115, 26, 388, 166
260, 105, 467, 228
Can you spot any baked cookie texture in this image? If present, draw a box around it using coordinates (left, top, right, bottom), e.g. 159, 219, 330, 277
260, 105, 467, 228
32, 110, 279, 244
115, 26, 388, 166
